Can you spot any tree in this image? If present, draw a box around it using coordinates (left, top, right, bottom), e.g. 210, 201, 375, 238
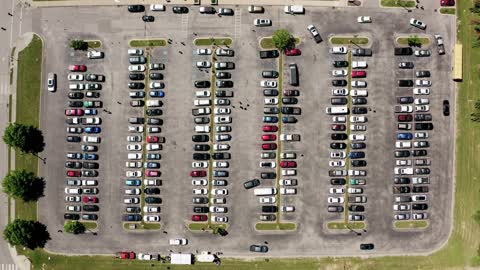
473, 210, 480, 224
64, 221, 85, 234
69, 39, 88, 51
2, 169, 44, 201
407, 36, 421, 47
3, 219, 50, 249
272, 29, 295, 51
471, 0, 480, 13
3, 123, 45, 154
471, 100, 480, 122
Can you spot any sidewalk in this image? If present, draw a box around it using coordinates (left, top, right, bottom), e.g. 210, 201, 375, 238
33, 0, 346, 8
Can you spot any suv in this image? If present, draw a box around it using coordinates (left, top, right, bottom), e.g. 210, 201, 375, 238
259, 50, 279, 59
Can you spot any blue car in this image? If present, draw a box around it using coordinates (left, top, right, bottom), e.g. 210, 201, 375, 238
149, 91, 165, 97
349, 152, 365, 159
84, 109, 98, 115
84, 153, 98, 160
125, 179, 141, 186
85, 127, 101, 133
396, 133, 413, 140
262, 116, 278, 123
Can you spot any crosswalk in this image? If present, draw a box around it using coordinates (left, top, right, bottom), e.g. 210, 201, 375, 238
181, 14, 189, 40
234, 8, 242, 40
0, 73, 10, 96
0, 264, 18, 270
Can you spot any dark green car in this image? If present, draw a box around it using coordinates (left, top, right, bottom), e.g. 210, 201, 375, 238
243, 179, 260, 189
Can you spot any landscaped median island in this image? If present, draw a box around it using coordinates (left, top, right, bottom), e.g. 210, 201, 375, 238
380, 0, 415, 8
394, 220, 428, 229
259, 37, 300, 49
256, 222, 296, 231
86, 40, 102, 49
396, 35, 431, 47
193, 37, 233, 46
188, 223, 227, 231
129, 39, 167, 48
329, 36, 369, 45
327, 222, 365, 230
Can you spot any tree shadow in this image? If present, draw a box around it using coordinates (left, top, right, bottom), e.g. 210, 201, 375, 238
23, 177, 45, 202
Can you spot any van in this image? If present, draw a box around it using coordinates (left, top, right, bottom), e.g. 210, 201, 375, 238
289, 63, 299, 86
194, 99, 211, 106
128, 49, 144, 56
325, 106, 348, 115
194, 125, 210, 133
147, 100, 162, 107
254, 188, 277, 196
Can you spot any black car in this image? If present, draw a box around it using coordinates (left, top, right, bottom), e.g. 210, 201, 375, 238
64, 213, 80, 220
67, 136, 81, 143
142, 15, 155, 22
348, 205, 365, 212
147, 109, 163, 116
412, 204, 428, 210
68, 101, 83, 107
260, 172, 276, 179
259, 50, 279, 59
126, 207, 141, 213
172, 6, 189, 13
281, 107, 301, 115
395, 150, 410, 158
331, 133, 347, 140
282, 97, 298, 104
394, 186, 410, 193
415, 168, 431, 174
330, 143, 347, 149
194, 144, 210, 151
394, 177, 410, 184
331, 97, 348, 105
443, 100, 450, 116
128, 5, 145, 12
147, 118, 163, 125
352, 97, 367, 105
193, 153, 210, 160
262, 206, 277, 213
360, 243, 374, 250
192, 135, 210, 142
327, 206, 344, 212
144, 188, 161, 194
194, 80, 211, 88
129, 73, 145, 80
262, 70, 279, 78
397, 96, 414, 104
398, 80, 414, 87
83, 205, 99, 212
216, 80, 233, 88
193, 197, 209, 204
351, 160, 367, 167
212, 153, 231, 160
394, 47, 413, 55
352, 107, 368, 114
149, 73, 163, 80
414, 114, 432, 121
68, 92, 84, 99
416, 70, 431, 77
412, 150, 428, 156
250, 245, 268, 253
333, 61, 348, 68
82, 214, 98, 220
145, 197, 162, 204
83, 162, 98, 169
398, 62, 414, 69
260, 214, 276, 221
415, 123, 434, 130
282, 116, 297, 123
66, 161, 82, 169
350, 142, 366, 149
122, 214, 142, 221
194, 207, 209, 213
82, 170, 98, 177
413, 186, 429, 193
332, 80, 347, 87
128, 82, 145, 89
330, 178, 346, 185
244, 179, 260, 189
264, 107, 279, 114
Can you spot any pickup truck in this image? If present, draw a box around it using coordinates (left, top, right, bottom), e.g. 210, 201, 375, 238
280, 134, 301, 141
394, 105, 413, 113
259, 50, 279, 59
394, 47, 413, 56
394, 167, 413, 175
352, 48, 372, 56
192, 107, 211, 116
284, 5, 304, 14
434, 34, 445, 55
87, 51, 104, 59
83, 101, 102, 108
348, 196, 367, 203
352, 61, 367, 69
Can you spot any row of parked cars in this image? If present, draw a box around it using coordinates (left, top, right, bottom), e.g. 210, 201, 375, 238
326, 46, 372, 221
392, 48, 434, 221
63, 61, 105, 222
190, 47, 236, 223
123, 49, 164, 223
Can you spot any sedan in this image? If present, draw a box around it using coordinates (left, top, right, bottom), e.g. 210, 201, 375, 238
414, 50, 431, 57
285, 48, 301, 56
196, 61, 211, 68
250, 245, 268, 253
410, 18, 427, 29
254, 18, 272, 26
357, 16, 372, 23
260, 80, 277, 88
399, 62, 414, 69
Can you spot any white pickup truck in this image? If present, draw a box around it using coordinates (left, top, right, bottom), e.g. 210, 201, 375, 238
352, 61, 368, 69
284, 5, 304, 14
87, 51, 104, 59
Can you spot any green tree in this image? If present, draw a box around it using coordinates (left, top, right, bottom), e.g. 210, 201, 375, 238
473, 210, 480, 224
3, 219, 50, 249
272, 29, 295, 51
471, 100, 480, 122
3, 123, 45, 154
64, 221, 85, 234
69, 39, 88, 51
407, 35, 421, 47
2, 170, 44, 201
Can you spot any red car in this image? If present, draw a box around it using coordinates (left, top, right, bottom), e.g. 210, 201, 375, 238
82, 196, 98, 203
351, 71, 366, 78
261, 134, 277, 141
331, 124, 346, 131
190, 170, 206, 177
398, 114, 413, 122
146, 170, 161, 177
262, 143, 277, 150
262, 125, 278, 132
192, 215, 208, 221
65, 109, 84, 116
69, 64, 87, 72
280, 161, 297, 168
66, 170, 81, 177
116, 251, 135, 259
440, 0, 454, 6
285, 48, 301, 56
147, 136, 159, 143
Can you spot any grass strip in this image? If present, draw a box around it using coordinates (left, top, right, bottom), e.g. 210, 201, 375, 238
330, 37, 369, 45
275, 53, 283, 224
380, 0, 415, 8
81, 222, 97, 230
396, 36, 431, 46
327, 222, 365, 230
259, 37, 300, 50
86, 40, 101, 49
394, 220, 428, 229
194, 38, 232, 46
255, 222, 296, 231
440, 8, 456, 15
129, 39, 166, 48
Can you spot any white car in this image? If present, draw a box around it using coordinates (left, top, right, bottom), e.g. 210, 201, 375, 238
192, 162, 208, 168
124, 197, 140, 204
329, 160, 345, 167
169, 238, 188, 245
211, 189, 228, 195
214, 107, 231, 114
146, 144, 161, 151
211, 197, 226, 204
396, 159, 412, 166
128, 126, 144, 133
410, 18, 426, 30
333, 116, 346, 123
196, 48, 212, 55
125, 188, 141, 195
144, 215, 160, 222
192, 179, 208, 186
127, 144, 142, 151
214, 116, 231, 124
281, 206, 295, 212
67, 73, 84, 81
394, 214, 410, 220
196, 61, 211, 68
125, 161, 142, 168
259, 196, 276, 204
393, 204, 411, 211
209, 206, 227, 213
213, 144, 229, 151
415, 80, 431, 87
332, 70, 347, 77
149, 82, 164, 89
349, 134, 365, 141
415, 105, 429, 112
213, 161, 229, 168
330, 151, 346, 159
211, 216, 228, 223
264, 98, 278, 105
260, 80, 277, 88
412, 195, 428, 201
65, 188, 81, 194
126, 135, 142, 142
415, 132, 429, 139
259, 161, 276, 168
414, 50, 431, 57
280, 188, 297, 195
279, 179, 297, 186
351, 124, 366, 131
254, 18, 272, 26
193, 189, 207, 195
348, 188, 363, 194
349, 170, 367, 176
357, 16, 372, 23
128, 65, 146, 72
350, 90, 367, 97
143, 206, 160, 213
351, 81, 367, 88
413, 88, 430, 95
328, 197, 344, 203
414, 98, 429, 105
331, 88, 348, 96
330, 46, 348, 54
350, 116, 367, 123
138, 253, 159, 261
65, 196, 81, 202
329, 188, 344, 194
126, 171, 142, 177
196, 90, 211, 98
413, 213, 428, 220
150, 4, 165, 11
66, 205, 81, 212
281, 169, 296, 176
395, 141, 412, 148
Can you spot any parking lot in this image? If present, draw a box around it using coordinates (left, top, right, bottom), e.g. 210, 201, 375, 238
36, 5, 455, 256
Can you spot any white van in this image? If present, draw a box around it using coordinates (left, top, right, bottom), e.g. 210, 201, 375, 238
128, 153, 142, 160
195, 125, 210, 133
127, 49, 144, 56
147, 100, 162, 107
254, 188, 277, 196
325, 106, 348, 115
194, 99, 211, 106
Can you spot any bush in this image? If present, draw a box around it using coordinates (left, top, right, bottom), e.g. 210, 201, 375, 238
64, 221, 86, 234
272, 29, 295, 51
407, 36, 421, 47
2, 169, 44, 201
69, 39, 88, 51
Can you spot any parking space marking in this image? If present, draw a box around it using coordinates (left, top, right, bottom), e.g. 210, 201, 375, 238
1, 264, 18, 270
234, 9, 242, 40
181, 14, 189, 40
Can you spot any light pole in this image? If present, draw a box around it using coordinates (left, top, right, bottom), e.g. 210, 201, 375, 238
345, 224, 362, 236
349, 39, 362, 49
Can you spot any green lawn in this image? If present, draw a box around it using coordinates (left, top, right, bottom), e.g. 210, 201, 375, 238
259, 37, 300, 49
86, 40, 101, 49
194, 38, 232, 46
381, 0, 416, 7
394, 220, 428, 229
327, 222, 365, 230
440, 8, 456, 15
81, 222, 97, 230
14, 34, 43, 221
255, 223, 296, 231
129, 39, 166, 47
396, 36, 430, 46
330, 37, 369, 45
